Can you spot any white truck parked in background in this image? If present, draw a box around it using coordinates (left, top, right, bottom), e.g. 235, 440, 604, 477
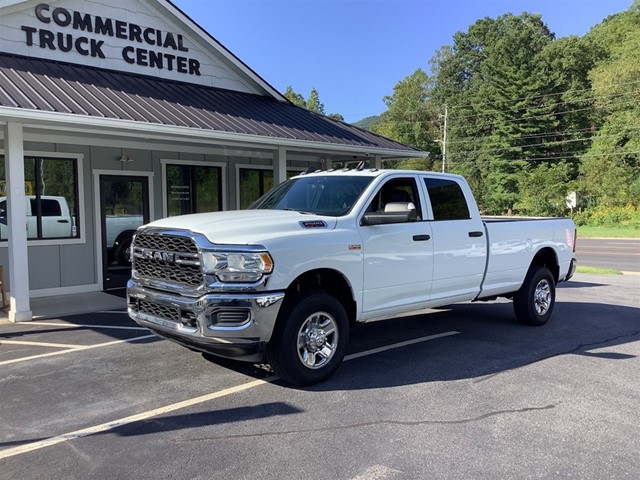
128, 169, 577, 386
0, 195, 74, 239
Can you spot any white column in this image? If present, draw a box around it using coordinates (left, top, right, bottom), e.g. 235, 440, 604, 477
4, 122, 32, 322
273, 146, 287, 185
374, 155, 382, 169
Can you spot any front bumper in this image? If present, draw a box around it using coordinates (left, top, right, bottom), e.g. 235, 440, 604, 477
127, 280, 285, 362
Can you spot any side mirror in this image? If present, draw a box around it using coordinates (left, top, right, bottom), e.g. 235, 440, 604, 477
361, 202, 417, 226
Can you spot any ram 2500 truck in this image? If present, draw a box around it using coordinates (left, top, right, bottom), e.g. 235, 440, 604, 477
128, 169, 577, 385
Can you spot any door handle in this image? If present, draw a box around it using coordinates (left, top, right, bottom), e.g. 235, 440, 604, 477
468, 231, 484, 237
57, 219, 69, 223
413, 234, 431, 241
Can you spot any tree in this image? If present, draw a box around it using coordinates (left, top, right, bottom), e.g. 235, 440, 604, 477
284, 86, 306, 107
373, 68, 440, 169
579, 5, 640, 207
430, 13, 560, 214
306, 87, 325, 114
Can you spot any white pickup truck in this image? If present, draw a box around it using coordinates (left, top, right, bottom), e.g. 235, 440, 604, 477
128, 169, 577, 385
0, 195, 74, 239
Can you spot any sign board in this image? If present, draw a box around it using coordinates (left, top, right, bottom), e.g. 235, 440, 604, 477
0, 0, 256, 93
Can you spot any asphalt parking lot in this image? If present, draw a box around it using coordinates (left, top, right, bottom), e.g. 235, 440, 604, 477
1, 273, 639, 479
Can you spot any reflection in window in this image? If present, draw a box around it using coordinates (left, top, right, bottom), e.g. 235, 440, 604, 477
424, 178, 470, 220
166, 164, 221, 216
0, 156, 79, 240
239, 168, 305, 209
239, 168, 273, 210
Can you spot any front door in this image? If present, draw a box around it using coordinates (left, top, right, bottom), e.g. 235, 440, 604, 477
100, 175, 149, 290
360, 176, 434, 314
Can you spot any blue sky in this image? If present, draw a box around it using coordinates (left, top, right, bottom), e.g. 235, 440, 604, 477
175, 0, 632, 123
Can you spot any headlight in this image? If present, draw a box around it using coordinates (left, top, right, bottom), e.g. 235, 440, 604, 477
201, 251, 273, 282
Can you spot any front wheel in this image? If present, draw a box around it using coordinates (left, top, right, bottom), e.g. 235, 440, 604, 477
513, 266, 556, 326
266, 291, 349, 386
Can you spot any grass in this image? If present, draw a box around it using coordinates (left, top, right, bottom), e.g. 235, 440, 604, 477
575, 266, 623, 275
577, 225, 640, 239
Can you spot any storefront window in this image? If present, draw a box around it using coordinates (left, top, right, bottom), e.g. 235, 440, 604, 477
166, 164, 222, 216
239, 168, 273, 210
239, 168, 303, 209
0, 156, 79, 241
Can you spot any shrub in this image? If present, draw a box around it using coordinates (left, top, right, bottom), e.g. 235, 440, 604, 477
572, 205, 640, 228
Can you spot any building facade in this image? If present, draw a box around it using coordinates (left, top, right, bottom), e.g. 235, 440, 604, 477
0, 0, 426, 321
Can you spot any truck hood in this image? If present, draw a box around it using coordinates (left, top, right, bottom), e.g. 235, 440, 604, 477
143, 210, 337, 245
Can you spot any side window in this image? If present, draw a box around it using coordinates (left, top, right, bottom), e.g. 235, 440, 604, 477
367, 177, 422, 221
424, 178, 470, 221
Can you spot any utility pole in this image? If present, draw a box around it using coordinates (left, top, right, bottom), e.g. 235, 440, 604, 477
441, 104, 448, 173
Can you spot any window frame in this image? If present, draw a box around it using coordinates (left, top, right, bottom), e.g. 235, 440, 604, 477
362, 176, 424, 223
423, 177, 471, 221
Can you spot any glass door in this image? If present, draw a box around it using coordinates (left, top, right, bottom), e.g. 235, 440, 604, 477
100, 175, 149, 290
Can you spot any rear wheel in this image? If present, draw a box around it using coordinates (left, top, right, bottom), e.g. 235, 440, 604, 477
267, 291, 349, 386
513, 266, 556, 326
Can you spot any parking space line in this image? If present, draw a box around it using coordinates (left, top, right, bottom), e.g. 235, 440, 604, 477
345, 331, 460, 361
28, 322, 148, 331
0, 340, 86, 349
0, 335, 156, 367
0, 330, 460, 459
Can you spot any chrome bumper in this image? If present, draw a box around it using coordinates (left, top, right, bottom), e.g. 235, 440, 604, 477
127, 280, 285, 362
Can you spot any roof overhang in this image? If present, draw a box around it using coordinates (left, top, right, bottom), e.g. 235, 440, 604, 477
0, 107, 428, 159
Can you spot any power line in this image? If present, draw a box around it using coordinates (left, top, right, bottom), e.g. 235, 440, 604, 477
447, 131, 639, 154
444, 149, 640, 164
447, 92, 628, 122
446, 79, 640, 114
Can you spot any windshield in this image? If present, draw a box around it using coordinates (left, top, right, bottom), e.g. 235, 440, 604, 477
249, 175, 374, 216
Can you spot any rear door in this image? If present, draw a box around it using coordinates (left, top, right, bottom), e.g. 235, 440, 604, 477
359, 175, 434, 314
421, 176, 487, 302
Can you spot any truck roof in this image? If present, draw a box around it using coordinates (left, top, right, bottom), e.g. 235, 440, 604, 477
293, 167, 463, 180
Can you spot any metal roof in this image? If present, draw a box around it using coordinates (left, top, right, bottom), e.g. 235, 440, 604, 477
0, 53, 423, 156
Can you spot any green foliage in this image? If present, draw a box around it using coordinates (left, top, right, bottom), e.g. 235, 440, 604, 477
284, 86, 306, 107
306, 87, 325, 114
372, 68, 440, 166
352, 115, 380, 131
284, 86, 337, 118
572, 205, 640, 228
579, 7, 640, 207
515, 162, 573, 216
358, 4, 637, 222
383, 158, 432, 171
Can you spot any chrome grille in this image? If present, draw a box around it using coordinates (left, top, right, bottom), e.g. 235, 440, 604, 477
133, 232, 203, 287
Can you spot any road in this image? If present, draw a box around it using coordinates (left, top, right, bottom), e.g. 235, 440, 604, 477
1, 273, 639, 479
576, 237, 640, 272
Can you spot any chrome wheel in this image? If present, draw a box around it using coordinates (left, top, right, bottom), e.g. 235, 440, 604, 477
534, 279, 551, 316
297, 311, 338, 369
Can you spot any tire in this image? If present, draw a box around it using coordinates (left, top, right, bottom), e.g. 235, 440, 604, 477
114, 236, 133, 266
513, 266, 556, 326
266, 290, 349, 386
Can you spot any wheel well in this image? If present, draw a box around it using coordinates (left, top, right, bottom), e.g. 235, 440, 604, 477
287, 269, 357, 326
114, 229, 135, 248
530, 248, 559, 283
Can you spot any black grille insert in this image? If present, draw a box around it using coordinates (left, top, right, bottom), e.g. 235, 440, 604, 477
133, 233, 202, 287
